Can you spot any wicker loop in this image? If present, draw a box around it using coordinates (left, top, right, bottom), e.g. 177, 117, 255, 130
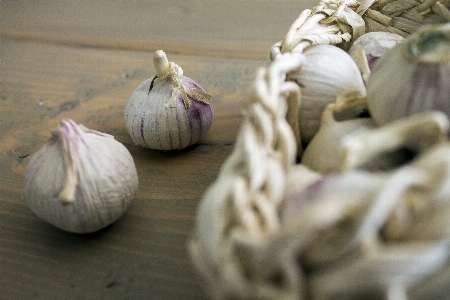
189, 53, 305, 298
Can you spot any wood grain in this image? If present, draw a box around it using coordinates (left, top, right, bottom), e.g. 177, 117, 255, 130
0, 0, 317, 298
1, 0, 317, 59
0, 40, 262, 299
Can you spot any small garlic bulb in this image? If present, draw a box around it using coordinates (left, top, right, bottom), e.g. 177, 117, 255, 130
24, 119, 139, 234
348, 31, 404, 70
301, 92, 376, 174
287, 44, 366, 143
367, 24, 450, 126
124, 50, 214, 150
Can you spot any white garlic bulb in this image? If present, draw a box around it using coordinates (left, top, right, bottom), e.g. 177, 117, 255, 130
301, 92, 376, 174
348, 31, 404, 70
367, 24, 450, 126
287, 44, 366, 143
124, 50, 214, 150
24, 119, 139, 234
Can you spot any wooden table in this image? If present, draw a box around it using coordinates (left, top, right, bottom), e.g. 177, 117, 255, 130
0, 1, 316, 298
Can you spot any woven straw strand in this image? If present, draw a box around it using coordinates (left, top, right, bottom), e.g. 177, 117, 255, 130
189, 53, 304, 299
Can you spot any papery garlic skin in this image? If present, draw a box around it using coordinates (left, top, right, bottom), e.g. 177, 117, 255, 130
288, 45, 366, 143
367, 24, 450, 126
349, 32, 404, 70
124, 50, 213, 150
125, 76, 213, 150
24, 119, 139, 234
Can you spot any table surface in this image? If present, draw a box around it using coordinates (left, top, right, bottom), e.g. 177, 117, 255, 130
0, 1, 316, 298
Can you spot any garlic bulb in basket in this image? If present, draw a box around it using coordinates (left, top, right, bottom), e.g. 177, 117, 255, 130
301, 92, 376, 174
287, 44, 366, 143
349, 31, 404, 71
124, 50, 213, 150
367, 24, 450, 126
24, 119, 139, 234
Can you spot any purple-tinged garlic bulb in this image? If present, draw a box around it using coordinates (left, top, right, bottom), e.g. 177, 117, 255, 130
367, 24, 450, 126
124, 50, 213, 150
24, 119, 139, 234
287, 44, 366, 143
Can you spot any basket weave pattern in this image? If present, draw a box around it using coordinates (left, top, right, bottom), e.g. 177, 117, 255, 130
189, 0, 450, 299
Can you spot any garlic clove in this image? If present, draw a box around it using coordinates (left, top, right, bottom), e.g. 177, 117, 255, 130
24, 119, 139, 234
124, 50, 213, 150
287, 44, 366, 143
366, 24, 450, 126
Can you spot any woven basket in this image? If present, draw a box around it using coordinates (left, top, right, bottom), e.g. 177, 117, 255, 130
188, 0, 450, 299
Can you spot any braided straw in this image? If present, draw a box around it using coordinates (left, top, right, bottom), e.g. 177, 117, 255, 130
189, 0, 450, 299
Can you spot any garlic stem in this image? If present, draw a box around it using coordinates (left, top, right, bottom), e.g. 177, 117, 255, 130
58, 121, 78, 205
408, 29, 450, 63
153, 50, 171, 78
354, 49, 371, 84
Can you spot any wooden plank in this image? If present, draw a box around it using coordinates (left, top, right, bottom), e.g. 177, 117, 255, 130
0, 0, 318, 59
0, 40, 263, 299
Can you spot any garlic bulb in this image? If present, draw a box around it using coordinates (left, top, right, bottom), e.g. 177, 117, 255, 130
367, 24, 450, 126
124, 50, 213, 150
287, 44, 366, 143
348, 32, 404, 71
24, 119, 139, 234
301, 92, 376, 174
